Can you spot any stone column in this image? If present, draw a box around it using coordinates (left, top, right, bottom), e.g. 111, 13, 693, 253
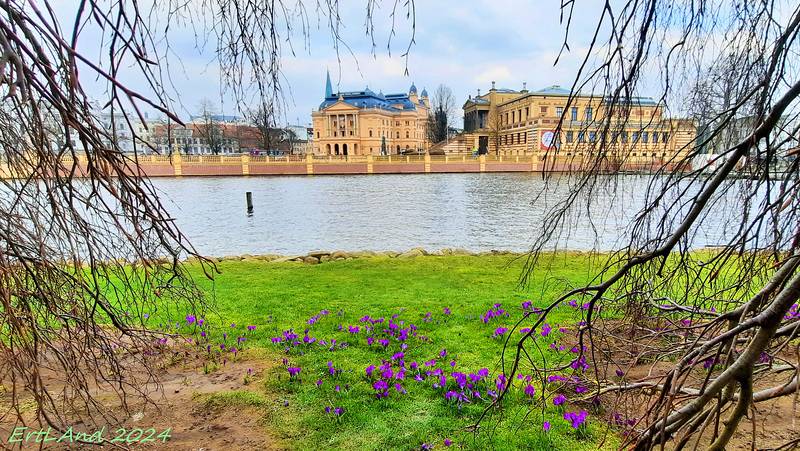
242, 153, 250, 175
172, 152, 183, 176
479, 154, 486, 172
306, 153, 314, 175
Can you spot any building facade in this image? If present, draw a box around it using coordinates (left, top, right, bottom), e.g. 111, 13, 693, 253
311, 73, 431, 155
463, 83, 696, 162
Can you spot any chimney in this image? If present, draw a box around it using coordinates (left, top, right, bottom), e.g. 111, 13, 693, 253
477, 89, 481, 96
491, 81, 496, 89
523, 82, 527, 91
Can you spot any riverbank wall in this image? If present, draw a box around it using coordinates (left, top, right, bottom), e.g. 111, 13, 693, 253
2, 153, 684, 178
186, 247, 535, 265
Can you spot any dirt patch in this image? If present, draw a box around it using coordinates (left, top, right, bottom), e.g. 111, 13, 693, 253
568, 321, 800, 450
0, 348, 278, 450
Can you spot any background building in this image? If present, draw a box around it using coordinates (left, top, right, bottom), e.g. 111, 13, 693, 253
462, 82, 696, 162
311, 72, 431, 155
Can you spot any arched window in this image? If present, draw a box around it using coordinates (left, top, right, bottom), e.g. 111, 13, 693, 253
396, 131, 400, 139
405, 131, 409, 138
369, 129, 373, 137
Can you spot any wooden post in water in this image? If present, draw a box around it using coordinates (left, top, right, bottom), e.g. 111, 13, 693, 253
246, 192, 253, 214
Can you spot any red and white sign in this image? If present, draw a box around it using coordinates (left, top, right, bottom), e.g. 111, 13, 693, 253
540, 130, 561, 150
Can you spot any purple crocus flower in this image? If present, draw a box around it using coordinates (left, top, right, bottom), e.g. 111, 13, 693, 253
564, 411, 588, 428
524, 385, 536, 397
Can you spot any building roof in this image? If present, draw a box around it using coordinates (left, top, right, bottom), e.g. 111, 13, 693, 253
189, 114, 243, 122
464, 97, 490, 105
535, 85, 572, 95
607, 96, 659, 106
318, 89, 417, 112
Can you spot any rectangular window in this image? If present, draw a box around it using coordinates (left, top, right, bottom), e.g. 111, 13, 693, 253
578, 131, 585, 143
589, 131, 596, 142
566, 131, 573, 143
632, 132, 639, 142
523, 133, 527, 144
585, 108, 593, 121
662, 132, 669, 143
642, 131, 649, 143
571, 107, 578, 121
512, 112, 515, 123
525, 107, 529, 119
540, 106, 548, 116
621, 132, 628, 143
556, 107, 563, 117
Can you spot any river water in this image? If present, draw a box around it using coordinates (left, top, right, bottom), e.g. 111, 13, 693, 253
149, 173, 737, 257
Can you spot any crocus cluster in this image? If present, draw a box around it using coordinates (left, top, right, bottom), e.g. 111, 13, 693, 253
564, 411, 588, 428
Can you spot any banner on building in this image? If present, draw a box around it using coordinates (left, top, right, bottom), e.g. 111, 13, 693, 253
540, 130, 561, 150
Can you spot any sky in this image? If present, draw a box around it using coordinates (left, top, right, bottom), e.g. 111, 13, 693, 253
59, 0, 618, 127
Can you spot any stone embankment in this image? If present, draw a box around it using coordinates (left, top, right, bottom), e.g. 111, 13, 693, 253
188, 247, 521, 265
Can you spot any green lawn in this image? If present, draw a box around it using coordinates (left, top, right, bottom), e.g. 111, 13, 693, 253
161, 254, 620, 450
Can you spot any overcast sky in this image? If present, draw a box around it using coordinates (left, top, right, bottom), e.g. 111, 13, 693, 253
63, 1, 619, 127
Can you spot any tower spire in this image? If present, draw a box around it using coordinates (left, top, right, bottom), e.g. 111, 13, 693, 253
325, 70, 333, 98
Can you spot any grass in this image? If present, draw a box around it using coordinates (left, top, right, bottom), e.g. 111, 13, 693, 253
164, 254, 620, 450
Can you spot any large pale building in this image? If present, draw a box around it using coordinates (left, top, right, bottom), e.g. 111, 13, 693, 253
462, 82, 695, 162
311, 73, 431, 155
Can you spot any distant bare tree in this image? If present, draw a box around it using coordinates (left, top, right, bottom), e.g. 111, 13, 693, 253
152, 115, 178, 155
486, 106, 504, 155
247, 103, 284, 152
427, 84, 457, 143
196, 99, 224, 154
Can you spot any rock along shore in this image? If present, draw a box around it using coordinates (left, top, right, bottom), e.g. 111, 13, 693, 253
185, 247, 536, 265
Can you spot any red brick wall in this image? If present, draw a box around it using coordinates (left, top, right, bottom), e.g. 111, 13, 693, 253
373, 163, 425, 173
249, 164, 307, 175
430, 163, 480, 172
314, 164, 368, 174
181, 164, 243, 175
